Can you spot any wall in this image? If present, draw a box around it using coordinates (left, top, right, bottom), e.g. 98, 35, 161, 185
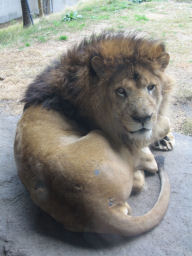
0, 0, 79, 24
53, 0, 79, 13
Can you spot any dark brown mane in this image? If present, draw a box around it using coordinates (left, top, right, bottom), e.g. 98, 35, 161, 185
22, 31, 169, 122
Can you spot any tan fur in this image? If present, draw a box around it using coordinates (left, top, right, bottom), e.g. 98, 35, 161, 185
14, 32, 173, 236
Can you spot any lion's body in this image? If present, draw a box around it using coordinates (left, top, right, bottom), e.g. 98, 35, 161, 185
14, 32, 173, 236
15, 106, 134, 232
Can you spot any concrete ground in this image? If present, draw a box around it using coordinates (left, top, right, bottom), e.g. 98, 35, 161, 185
0, 110, 192, 256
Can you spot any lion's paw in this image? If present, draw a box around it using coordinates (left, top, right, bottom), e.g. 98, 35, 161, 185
132, 170, 145, 194
121, 202, 132, 215
151, 132, 175, 151
109, 201, 132, 215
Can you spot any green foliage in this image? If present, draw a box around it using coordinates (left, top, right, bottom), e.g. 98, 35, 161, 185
25, 42, 30, 47
91, 14, 110, 20
131, 0, 152, 3
53, 20, 61, 27
61, 11, 83, 22
135, 14, 149, 21
59, 35, 68, 40
80, 0, 131, 14
38, 36, 46, 43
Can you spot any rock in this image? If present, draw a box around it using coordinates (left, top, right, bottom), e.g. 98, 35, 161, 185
0, 110, 192, 256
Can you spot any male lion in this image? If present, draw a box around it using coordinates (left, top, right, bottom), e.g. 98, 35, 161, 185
14, 31, 174, 236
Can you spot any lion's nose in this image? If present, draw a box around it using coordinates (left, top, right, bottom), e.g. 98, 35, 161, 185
131, 114, 152, 124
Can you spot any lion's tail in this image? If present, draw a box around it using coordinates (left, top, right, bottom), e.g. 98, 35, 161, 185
93, 159, 170, 236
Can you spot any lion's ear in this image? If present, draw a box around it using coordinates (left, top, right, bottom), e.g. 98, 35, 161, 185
157, 53, 170, 71
91, 56, 104, 77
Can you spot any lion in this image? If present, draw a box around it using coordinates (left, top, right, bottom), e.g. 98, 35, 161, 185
14, 31, 174, 236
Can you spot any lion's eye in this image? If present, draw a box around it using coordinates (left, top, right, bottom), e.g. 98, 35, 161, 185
147, 84, 156, 93
116, 88, 127, 98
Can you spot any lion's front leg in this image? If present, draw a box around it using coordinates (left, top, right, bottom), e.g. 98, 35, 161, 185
151, 132, 175, 151
151, 115, 175, 151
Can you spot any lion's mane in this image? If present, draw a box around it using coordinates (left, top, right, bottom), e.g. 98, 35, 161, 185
22, 31, 172, 132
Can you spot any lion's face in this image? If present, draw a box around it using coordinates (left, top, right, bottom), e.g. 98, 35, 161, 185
90, 65, 166, 146
111, 67, 162, 142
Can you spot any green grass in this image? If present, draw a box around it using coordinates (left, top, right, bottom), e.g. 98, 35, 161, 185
175, 0, 192, 2
0, 0, 138, 48
135, 14, 149, 21
59, 35, 68, 41
0, 13, 85, 48
0, 0, 191, 49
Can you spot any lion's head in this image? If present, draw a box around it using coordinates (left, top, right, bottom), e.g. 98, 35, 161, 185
23, 31, 173, 147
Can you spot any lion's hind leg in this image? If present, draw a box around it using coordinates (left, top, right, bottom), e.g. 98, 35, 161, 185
132, 170, 145, 194
138, 147, 158, 174
110, 201, 132, 215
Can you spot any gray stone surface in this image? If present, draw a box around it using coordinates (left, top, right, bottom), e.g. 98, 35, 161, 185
0, 111, 192, 256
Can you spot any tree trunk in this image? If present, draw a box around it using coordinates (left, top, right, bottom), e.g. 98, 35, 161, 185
20, 0, 32, 27
38, 0, 44, 17
43, 0, 51, 15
